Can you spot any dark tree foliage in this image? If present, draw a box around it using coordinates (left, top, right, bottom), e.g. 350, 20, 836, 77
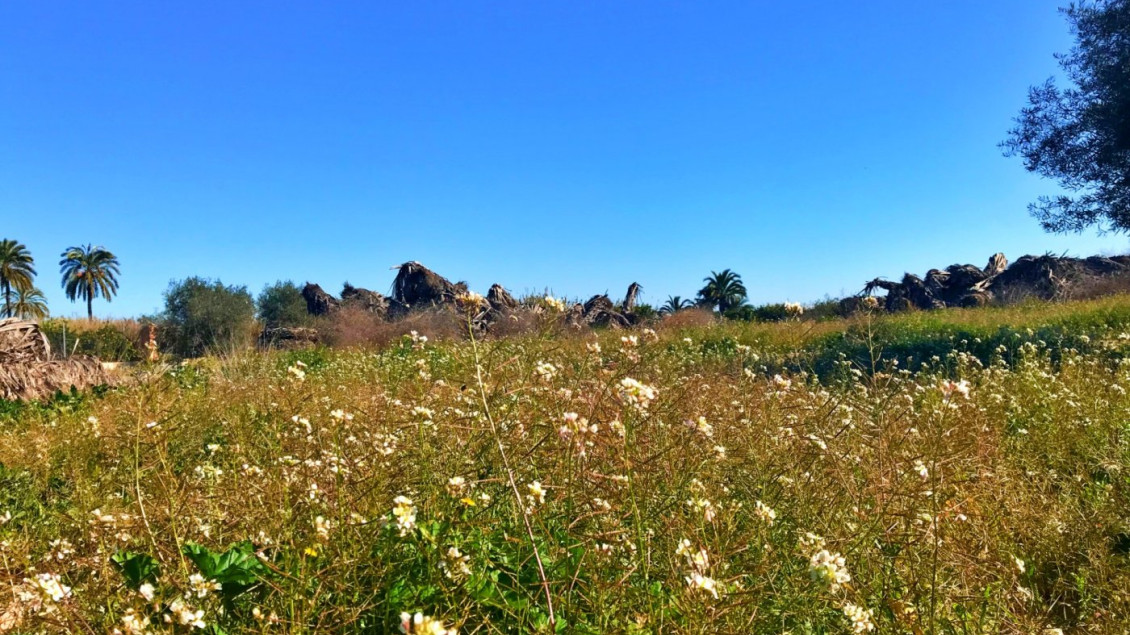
256, 280, 310, 328
1002, 0, 1130, 232
162, 277, 256, 357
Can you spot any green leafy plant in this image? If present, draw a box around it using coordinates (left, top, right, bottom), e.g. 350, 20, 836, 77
111, 550, 161, 588
183, 541, 271, 598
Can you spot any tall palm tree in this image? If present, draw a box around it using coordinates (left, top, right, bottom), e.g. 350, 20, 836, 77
0, 239, 37, 318
697, 269, 748, 314
660, 295, 694, 315
60, 244, 120, 319
11, 286, 49, 320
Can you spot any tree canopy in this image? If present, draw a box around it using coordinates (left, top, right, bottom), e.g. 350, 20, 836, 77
1002, 0, 1130, 233
257, 280, 309, 328
162, 277, 256, 357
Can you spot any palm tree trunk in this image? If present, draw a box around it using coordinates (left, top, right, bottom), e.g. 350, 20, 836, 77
1, 280, 8, 318
87, 290, 93, 320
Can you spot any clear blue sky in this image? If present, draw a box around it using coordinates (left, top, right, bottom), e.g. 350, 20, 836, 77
2, 1, 1126, 318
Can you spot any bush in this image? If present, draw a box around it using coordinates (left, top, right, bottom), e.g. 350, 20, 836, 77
40, 319, 142, 362
728, 303, 787, 322
257, 280, 310, 328
160, 277, 257, 358
806, 297, 847, 321
724, 305, 758, 321
631, 303, 658, 321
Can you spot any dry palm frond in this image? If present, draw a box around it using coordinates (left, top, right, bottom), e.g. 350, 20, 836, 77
0, 318, 116, 401
0, 356, 115, 401
0, 317, 51, 363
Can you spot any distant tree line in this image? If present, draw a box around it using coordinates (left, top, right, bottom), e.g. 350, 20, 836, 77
1, 234, 838, 360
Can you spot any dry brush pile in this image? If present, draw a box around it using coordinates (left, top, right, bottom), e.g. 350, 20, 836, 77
0, 318, 115, 401
856, 252, 1130, 313
281, 262, 644, 350
1, 312, 1130, 633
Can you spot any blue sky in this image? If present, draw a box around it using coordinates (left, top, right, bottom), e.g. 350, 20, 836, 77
2, 1, 1126, 318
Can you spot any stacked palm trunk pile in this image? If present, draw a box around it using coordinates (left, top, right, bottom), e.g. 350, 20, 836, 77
855, 253, 1130, 313
292, 262, 644, 338
0, 318, 115, 401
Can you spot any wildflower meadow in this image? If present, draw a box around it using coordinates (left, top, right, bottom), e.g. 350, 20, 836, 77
3, 300, 1130, 633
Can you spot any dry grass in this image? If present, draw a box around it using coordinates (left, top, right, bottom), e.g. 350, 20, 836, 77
317, 307, 468, 350
656, 307, 717, 331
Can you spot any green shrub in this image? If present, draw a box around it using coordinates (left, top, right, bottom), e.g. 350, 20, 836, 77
257, 280, 310, 328
750, 303, 789, 322
807, 297, 846, 321
723, 305, 756, 321
40, 319, 141, 362
160, 277, 257, 358
631, 303, 658, 320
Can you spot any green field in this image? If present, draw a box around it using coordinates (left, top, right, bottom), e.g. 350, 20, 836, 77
4, 298, 1130, 633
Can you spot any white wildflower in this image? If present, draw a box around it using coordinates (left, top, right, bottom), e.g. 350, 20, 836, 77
754, 500, 776, 524
400, 611, 457, 634
526, 481, 547, 508
808, 549, 851, 592
188, 573, 221, 598
841, 602, 875, 633
392, 496, 418, 536
446, 476, 467, 498
619, 378, 657, 411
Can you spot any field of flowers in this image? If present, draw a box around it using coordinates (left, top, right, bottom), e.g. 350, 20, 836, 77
3, 301, 1130, 634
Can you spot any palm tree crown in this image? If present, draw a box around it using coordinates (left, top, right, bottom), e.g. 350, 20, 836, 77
697, 269, 748, 314
60, 244, 120, 319
0, 239, 37, 318
660, 295, 695, 315
11, 286, 49, 320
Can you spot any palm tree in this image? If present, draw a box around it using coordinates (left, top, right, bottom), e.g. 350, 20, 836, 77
60, 244, 120, 319
0, 239, 37, 318
11, 286, 49, 320
697, 269, 748, 314
659, 295, 695, 315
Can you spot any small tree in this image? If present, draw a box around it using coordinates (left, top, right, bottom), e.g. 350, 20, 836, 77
162, 277, 256, 357
257, 280, 310, 328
